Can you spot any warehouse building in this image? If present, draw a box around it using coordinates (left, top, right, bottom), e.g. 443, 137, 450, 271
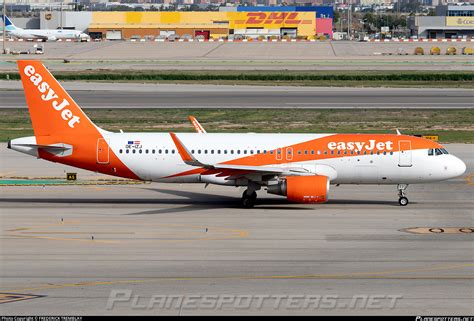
225, 6, 334, 39
87, 11, 317, 40
413, 5, 474, 39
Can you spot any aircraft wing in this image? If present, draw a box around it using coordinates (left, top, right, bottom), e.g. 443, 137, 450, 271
27, 33, 49, 40
169, 132, 311, 180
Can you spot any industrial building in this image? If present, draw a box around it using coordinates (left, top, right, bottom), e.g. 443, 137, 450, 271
413, 5, 474, 38
226, 6, 334, 39
87, 11, 317, 40
3, 6, 334, 40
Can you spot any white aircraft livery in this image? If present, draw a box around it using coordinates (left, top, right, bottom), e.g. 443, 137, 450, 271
2, 15, 88, 41
8, 61, 467, 207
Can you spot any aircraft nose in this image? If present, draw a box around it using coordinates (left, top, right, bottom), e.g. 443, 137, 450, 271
450, 156, 467, 178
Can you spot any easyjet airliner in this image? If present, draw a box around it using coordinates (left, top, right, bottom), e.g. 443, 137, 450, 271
8, 61, 466, 207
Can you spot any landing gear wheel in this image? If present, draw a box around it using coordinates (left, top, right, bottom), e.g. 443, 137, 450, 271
398, 197, 409, 206
241, 190, 257, 208
397, 184, 409, 206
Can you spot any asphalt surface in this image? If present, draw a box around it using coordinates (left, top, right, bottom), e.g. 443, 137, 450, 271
1, 41, 473, 71
0, 82, 473, 109
0, 143, 473, 315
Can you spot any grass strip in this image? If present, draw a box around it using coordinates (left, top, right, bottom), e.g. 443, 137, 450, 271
1, 108, 473, 143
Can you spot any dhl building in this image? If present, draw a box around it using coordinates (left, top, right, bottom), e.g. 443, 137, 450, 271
88, 11, 317, 40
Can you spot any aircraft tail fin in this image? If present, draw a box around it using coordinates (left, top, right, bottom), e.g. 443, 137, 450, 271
2, 15, 19, 31
17, 60, 100, 137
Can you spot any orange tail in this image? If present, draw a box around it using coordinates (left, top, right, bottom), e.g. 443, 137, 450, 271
16, 60, 139, 180
17, 60, 99, 137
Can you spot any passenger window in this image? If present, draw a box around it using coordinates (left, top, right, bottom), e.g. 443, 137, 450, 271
243, 150, 247, 154
211, 150, 214, 154
250, 150, 253, 154
159, 149, 162, 154
198, 150, 201, 154
152, 150, 155, 154
165, 150, 168, 154
231, 150, 234, 154
204, 150, 207, 154
217, 150, 221, 154
304, 150, 308, 155
126, 150, 129, 154
132, 150, 136, 154
172, 150, 175, 154
119, 149, 123, 154
192, 150, 195, 154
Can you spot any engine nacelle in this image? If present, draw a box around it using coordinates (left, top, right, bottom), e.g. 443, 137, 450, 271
267, 175, 329, 203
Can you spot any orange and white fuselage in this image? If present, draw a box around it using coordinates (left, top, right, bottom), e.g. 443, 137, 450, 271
8, 60, 467, 206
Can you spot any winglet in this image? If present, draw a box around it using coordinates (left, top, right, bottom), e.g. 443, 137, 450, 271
169, 132, 209, 168
188, 116, 207, 134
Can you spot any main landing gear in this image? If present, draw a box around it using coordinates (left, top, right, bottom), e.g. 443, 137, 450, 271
397, 184, 409, 206
241, 190, 257, 208
240, 182, 260, 208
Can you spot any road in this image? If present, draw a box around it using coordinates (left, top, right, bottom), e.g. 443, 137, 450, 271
0, 82, 472, 109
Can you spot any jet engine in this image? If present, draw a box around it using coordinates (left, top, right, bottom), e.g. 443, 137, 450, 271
267, 175, 329, 203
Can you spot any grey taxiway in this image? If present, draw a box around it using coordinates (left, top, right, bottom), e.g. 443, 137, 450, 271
0, 143, 473, 315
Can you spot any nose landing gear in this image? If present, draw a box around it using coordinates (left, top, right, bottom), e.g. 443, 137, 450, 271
397, 184, 409, 206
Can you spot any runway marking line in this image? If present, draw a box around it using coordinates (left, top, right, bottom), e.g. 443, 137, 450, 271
4, 220, 249, 245
5, 263, 474, 295
401, 227, 474, 234
0, 293, 44, 304
465, 173, 474, 186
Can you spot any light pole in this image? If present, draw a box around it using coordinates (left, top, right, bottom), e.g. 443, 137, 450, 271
2, 0, 6, 54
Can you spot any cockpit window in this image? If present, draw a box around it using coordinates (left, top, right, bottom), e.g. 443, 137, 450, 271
429, 148, 448, 156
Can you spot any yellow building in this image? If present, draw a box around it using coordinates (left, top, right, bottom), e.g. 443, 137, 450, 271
88, 11, 316, 40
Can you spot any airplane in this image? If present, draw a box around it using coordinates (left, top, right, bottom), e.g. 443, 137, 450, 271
8, 60, 467, 208
1, 15, 89, 42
